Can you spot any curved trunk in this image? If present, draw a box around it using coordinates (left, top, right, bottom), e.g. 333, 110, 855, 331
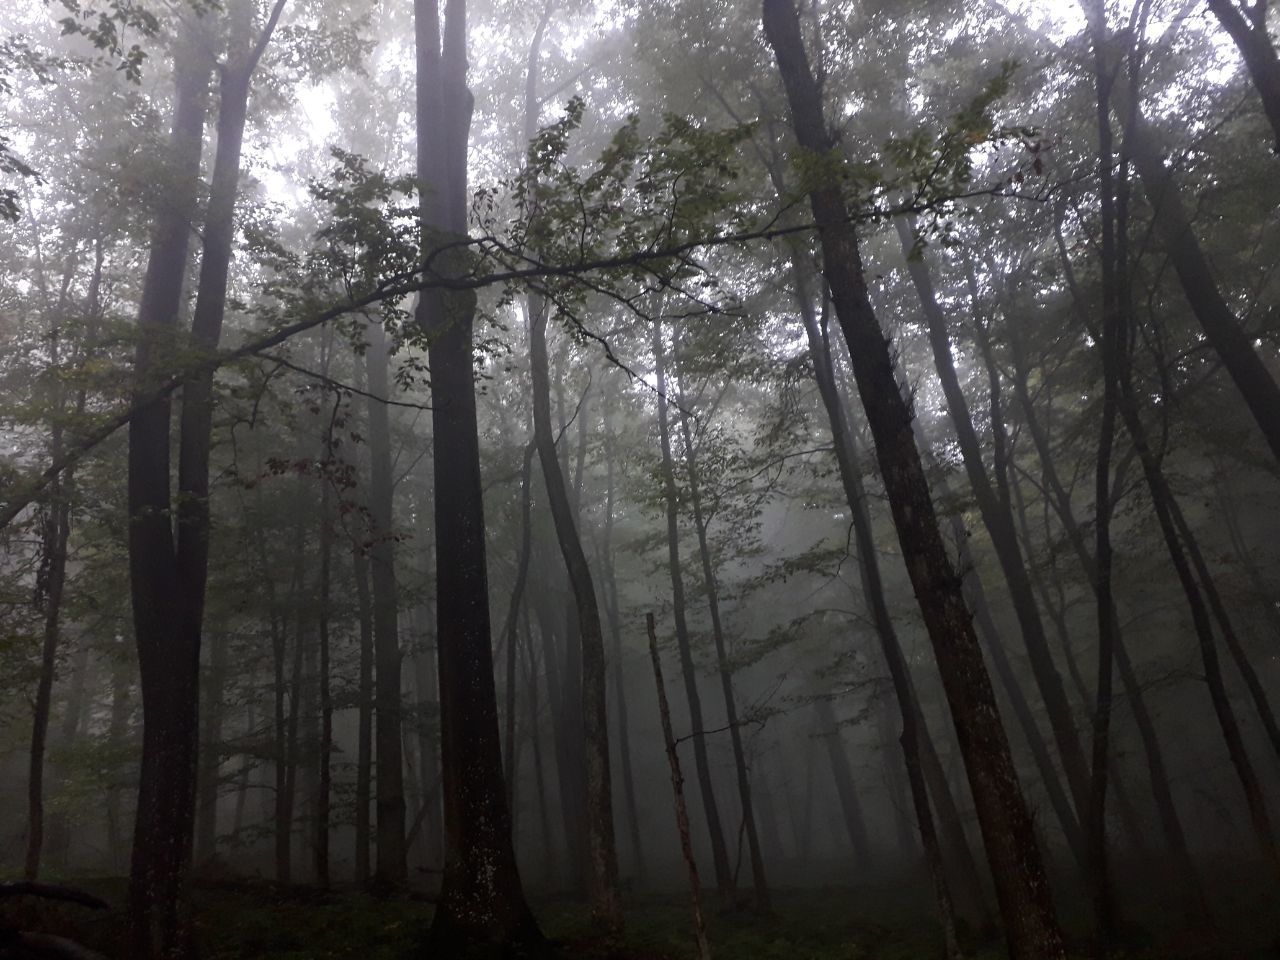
530, 305, 622, 929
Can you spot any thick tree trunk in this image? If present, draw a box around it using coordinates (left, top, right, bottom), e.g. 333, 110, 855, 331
530, 306, 622, 928
762, 3, 1065, 955
652, 320, 734, 894
416, 0, 542, 948
364, 320, 407, 886
128, 2, 283, 946
125, 19, 212, 956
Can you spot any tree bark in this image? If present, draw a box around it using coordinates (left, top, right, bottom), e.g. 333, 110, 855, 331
530, 305, 622, 928
761, 3, 1065, 955
125, 18, 212, 956
127, 1, 284, 947
415, 0, 542, 948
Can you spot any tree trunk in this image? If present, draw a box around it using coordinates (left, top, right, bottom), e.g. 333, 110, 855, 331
787, 238, 987, 931
364, 319, 407, 886
502, 442, 535, 807
25, 418, 72, 881
600, 386, 646, 883
812, 698, 872, 862
673, 351, 770, 913
353, 544, 375, 886
1121, 96, 1280, 464
128, 1, 283, 946
762, 4, 1065, 955
648, 614, 713, 960
1205, 0, 1280, 153
530, 306, 622, 928
195, 631, 228, 867
1117, 361, 1280, 876
1005, 304, 1209, 922
652, 319, 734, 894
125, 18, 212, 956
315, 395, 336, 888
415, 0, 542, 948
894, 217, 1092, 834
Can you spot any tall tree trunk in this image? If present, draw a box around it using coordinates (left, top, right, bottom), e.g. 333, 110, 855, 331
787, 238, 987, 931
673, 352, 770, 913
364, 319, 407, 886
530, 307, 622, 928
128, 2, 284, 948
762, 4, 1066, 955
415, 0, 542, 947
652, 319, 734, 894
1118, 377, 1280, 875
195, 631, 228, 867
353, 547, 375, 886
812, 698, 872, 862
1005, 305, 1208, 921
315, 393, 336, 888
524, 618, 558, 886
1167, 496, 1280, 765
894, 217, 1093, 835
600, 386, 645, 882
26, 405, 72, 881
502, 442, 535, 807
125, 19, 212, 956
647, 614, 713, 960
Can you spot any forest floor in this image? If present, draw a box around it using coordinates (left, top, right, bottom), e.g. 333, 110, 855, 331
8, 873, 1280, 959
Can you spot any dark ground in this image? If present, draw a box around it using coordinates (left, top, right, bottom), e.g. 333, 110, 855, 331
5, 863, 1280, 959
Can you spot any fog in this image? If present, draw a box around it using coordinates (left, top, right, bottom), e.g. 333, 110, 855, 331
1, 0, 1279, 956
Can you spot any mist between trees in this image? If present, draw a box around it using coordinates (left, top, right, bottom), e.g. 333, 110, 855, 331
1, 0, 1279, 957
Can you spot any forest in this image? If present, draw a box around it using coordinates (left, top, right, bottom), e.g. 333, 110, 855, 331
1, 0, 1279, 956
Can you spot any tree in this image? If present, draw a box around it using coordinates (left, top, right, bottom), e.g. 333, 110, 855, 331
761, 2, 1065, 955
414, 0, 543, 949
